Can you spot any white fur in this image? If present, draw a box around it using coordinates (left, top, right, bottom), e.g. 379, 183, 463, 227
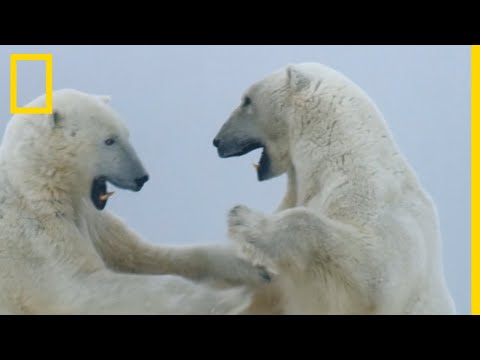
218, 63, 455, 314
0, 89, 252, 315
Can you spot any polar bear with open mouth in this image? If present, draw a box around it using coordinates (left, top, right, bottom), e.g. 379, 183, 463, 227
213, 63, 456, 315
0, 89, 255, 315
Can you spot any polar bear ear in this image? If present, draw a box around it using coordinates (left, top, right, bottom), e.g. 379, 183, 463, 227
97, 95, 112, 104
52, 111, 62, 128
286, 65, 310, 91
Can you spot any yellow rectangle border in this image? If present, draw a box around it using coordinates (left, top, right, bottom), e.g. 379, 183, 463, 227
473, 45, 479, 315
10, 54, 53, 114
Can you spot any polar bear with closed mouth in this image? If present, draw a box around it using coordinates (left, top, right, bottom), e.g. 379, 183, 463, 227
213, 63, 456, 314
0, 89, 258, 315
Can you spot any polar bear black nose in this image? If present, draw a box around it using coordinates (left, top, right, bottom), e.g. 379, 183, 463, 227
213, 138, 220, 148
135, 175, 149, 189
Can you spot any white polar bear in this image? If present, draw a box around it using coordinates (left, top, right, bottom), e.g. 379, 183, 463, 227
0, 89, 258, 315
213, 63, 456, 315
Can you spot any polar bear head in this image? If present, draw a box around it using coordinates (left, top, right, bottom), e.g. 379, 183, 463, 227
213, 66, 293, 181
1, 89, 149, 211
213, 63, 366, 182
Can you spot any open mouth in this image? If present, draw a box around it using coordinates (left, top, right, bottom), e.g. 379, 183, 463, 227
255, 147, 271, 181
91, 177, 115, 211
218, 141, 271, 181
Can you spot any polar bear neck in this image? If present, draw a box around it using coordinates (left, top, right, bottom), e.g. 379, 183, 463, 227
278, 83, 421, 219
0, 137, 88, 219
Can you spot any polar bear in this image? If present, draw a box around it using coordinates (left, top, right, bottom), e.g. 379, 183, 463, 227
0, 89, 258, 315
213, 63, 456, 315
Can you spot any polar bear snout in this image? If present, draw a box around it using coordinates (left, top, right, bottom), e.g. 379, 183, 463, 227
212, 131, 263, 159
96, 137, 151, 193
213, 108, 263, 159
105, 171, 149, 193
134, 174, 149, 189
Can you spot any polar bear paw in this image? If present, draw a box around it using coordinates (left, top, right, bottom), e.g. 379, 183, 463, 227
228, 205, 266, 242
228, 205, 278, 275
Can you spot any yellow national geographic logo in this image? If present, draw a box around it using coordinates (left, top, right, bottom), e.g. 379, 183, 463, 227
10, 54, 53, 114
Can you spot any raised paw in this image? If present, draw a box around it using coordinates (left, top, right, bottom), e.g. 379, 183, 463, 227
228, 205, 266, 244
227, 205, 277, 273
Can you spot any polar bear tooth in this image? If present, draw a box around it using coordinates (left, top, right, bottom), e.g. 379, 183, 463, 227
252, 163, 260, 170
99, 191, 115, 201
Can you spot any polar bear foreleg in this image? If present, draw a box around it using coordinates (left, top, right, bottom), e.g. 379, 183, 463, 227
227, 205, 380, 312
92, 212, 272, 287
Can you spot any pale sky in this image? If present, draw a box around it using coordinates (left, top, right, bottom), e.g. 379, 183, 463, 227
0, 45, 470, 314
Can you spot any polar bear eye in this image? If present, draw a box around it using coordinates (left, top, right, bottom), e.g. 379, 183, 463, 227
105, 138, 115, 146
243, 97, 252, 107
